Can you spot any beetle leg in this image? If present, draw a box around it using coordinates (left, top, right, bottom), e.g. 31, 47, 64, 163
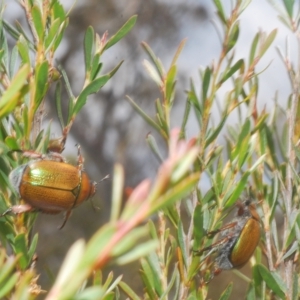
89, 198, 100, 211
47, 152, 65, 162
21, 150, 65, 162
68, 144, 84, 210
58, 209, 72, 229
1, 204, 36, 216
76, 144, 84, 171
59, 145, 84, 223
20, 150, 45, 159
207, 221, 237, 236
195, 234, 235, 256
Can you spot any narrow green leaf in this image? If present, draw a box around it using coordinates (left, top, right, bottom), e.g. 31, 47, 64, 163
202, 67, 211, 102
23, 105, 29, 141
177, 221, 188, 266
90, 54, 102, 80
126, 96, 161, 132
2, 20, 20, 41
104, 275, 123, 296
15, 21, 35, 50
75, 287, 105, 300
246, 283, 256, 300
0, 20, 9, 71
119, 281, 141, 300
226, 22, 239, 53
171, 148, 199, 183
101, 272, 114, 293
146, 133, 164, 163
111, 226, 148, 255
34, 60, 49, 112
140, 260, 157, 299
101, 293, 114, 300
114, 240, 159, 265
259, 29, 277, 58
55, 81, 64, 129
143, 59, 162, 86
34, 128, 45, 150
225, 171, 250, 208
219, 282, 233, 300
31, 5, 44, 40
5, 136, 19, 150
165, 64, 177, 102
50, 239, 85, 293
265, 125, 279, 167
0, 64, 29, 118
201, 188, 215, 204
219, 59, 244, 85
233, 76, 244, 99
73, 75, 109, 115
156, 101, 166, 126
17, 35, 30, 65
52, 20, 68, 51
252, 113, 268, 133
140, 259, 157, 291
283, 0, 294, 18
148, 220, 158, 240
292, 273, 298, 300
110, 164, 124, 222
104, 15, 137, 51
83, 225, 115, 266
146, 254, 163, 295
188, 82, 202, 127
52, 1, 66, 21
272, 269, 289, 296
84, 26, 94, 73
0, 273, 18, 298
248, 154, 265, 172
151, 172, 200, 214
249, 33, 259, 66
278, 15, 292, 29
9, 46, 19, 79
232, 118, 250, 160
77, 58, 124, 112
205, 112, 228, 147
180, 99, 191, 136
281, 241, 298, 261
50, 240, 86, 299
45, 18, 61, 49
257, 264, 285, 298
170, 38, 187, 67
193, 204, 205, 249
14, 234, 29, 270
141, 42, 164, 80
0, 49, 4, 65
160, 268, 179, 299
213, 0, 227, 24
28, 234, 38, 264
0, 255, 18, 284
59, 66, 75, 123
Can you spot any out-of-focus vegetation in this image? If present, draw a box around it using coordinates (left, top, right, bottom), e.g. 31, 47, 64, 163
0, 0, 300, 299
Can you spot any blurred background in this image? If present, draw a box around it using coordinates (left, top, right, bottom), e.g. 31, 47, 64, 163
3, 0, 293, 298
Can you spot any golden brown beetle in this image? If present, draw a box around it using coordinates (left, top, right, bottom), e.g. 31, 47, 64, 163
2, 145, 96, 229
195, 199, 261, 280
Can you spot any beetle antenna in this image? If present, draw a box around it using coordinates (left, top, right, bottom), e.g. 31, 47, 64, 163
98, 174, 110, 183
89, 174, 110, 212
